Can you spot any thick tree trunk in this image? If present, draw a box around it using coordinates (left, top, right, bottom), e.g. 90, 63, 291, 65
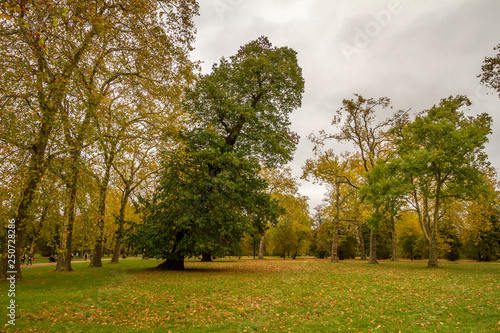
200, 252, 213, 262
1, 137, 50, 279
428, 234, 439, 267
258, 234, 265, 259
111, 236, 122, 264
156, 231, 185, 270
0, 227, 25, 281
90, 238, 104, 268
55, 164, 79, 272
358, 222, 366, 260
390, 216, 398, 262
54, 197, 73, 272
156, 258, 185, 270
368, 229, 378, 264
55, 251, 73, 272
391, 235, 398, 262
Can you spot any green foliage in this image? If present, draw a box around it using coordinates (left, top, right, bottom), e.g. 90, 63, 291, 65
397, 212, 427, 260
127, 37, 304, 264
395, 95, 492, 201
374, 225, 393, 260
337, 233, 358, 260
265, 174, 312, 259
129, 147, 279, 260
479, 43, 500, 97
183, 36, 304, 168
310, 224, 330, 259
461, 206, 500, 261
366, 95, 493, 266
239, 232, 261, 257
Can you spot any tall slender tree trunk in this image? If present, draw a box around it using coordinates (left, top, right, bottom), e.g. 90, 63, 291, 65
293, 238, 302, 259
368, 229, 378, 264
331, 225, 339, 262
90, 154, 114, 268
24, 204, 49, 267
55, 181, 77, 272
55, 150, 81, 272
258, 234, 265, 259
90, 185, 108, 268
111, 188, 131, 264
390, 216, 398, 262
111, 189, 130, 264
253, 236, 256, 259
357, 222, 366, 260
331, 181, 340, 263
56, 99, 92, 271
110, 218, 124, 264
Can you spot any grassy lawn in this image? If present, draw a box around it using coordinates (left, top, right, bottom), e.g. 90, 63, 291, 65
1, 258, 499, 332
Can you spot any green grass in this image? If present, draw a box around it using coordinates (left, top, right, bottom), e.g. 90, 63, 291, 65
1, 258, 499, 332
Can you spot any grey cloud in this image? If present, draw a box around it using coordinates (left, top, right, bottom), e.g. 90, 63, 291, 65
192, 0, 500, 210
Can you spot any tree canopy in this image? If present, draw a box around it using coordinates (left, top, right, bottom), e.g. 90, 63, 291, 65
127, 36, 305, 270
0, 0, 199, 278
364, 95, 493, 267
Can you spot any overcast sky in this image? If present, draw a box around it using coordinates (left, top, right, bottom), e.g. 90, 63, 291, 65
190, 0, 500, 210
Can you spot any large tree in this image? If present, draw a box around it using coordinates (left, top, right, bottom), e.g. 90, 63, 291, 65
310, 95, 401, 264
384, 96, 492, 267
128, 36, 305, 270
